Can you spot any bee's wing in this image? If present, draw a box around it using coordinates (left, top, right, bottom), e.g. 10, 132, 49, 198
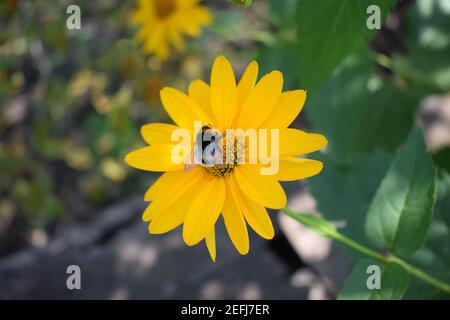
184, 146, 198, 172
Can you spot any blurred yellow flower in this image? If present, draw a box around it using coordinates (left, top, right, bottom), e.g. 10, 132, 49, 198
131, 0, 212, 60
125, 56, 327, 261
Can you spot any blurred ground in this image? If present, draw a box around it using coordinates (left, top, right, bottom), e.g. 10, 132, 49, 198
0, 183, 352, 299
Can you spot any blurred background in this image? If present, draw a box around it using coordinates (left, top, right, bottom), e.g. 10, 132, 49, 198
0, 0, 449, 299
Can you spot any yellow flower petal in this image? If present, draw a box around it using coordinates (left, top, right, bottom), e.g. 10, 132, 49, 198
229, 176, 274, 239
188, 80, 215, 125
234, 165, 286, 209
222, 180, 250, 255
160, 87, 212, 129
181, 6, 213, 36
205, 227, 216, 262
274, 157, 323, 181
143, 23, 165, 54
140, 123, 180, 145
124, 145, 183, 172
183, 177, 226, 246
142, 167, 203, 221
148, 186, 195, 234
237, 61, 258, 109
144, 170, 185, 201
210, 55, 237, 130
280, 129, 328, 156
154, 40, 170, 61
261, 90, 306, 128
237, 71, 283, 129
131, 0, 155, 23
177, 0, 200, 9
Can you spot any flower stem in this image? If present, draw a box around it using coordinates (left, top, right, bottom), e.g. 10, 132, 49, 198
387, 256, 450, 294
332, 232, 387, 263
282, 208, 450, 294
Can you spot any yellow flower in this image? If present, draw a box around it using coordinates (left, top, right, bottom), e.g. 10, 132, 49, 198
125, 56, 327, 261
131, 0, 212, 60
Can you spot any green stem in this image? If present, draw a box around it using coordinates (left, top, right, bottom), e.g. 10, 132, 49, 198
387, 256, 450, 294
282, 208, 450, 294
332, 232, 387, 263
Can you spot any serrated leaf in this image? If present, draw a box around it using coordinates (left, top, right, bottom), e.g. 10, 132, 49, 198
297, 0, 396, 89
365, 127, 437, 256
338, 258, 408, 300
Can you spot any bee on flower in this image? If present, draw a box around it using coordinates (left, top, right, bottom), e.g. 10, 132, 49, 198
130, 0, 213, 60
125, 55, 327, 261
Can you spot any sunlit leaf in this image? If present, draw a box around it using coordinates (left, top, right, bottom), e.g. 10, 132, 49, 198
365, 127, 437, 255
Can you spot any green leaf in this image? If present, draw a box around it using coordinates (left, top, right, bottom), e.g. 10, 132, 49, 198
404, 174, 450, 299
306, 53, 420, 162
338, 258, 409, 300
365, 127, 437, 256
296, 0, 396, 89
283, 210, 337, 237
309, 151, 393, 248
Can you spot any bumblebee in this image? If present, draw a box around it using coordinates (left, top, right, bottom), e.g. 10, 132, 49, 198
184, 125, 224, 172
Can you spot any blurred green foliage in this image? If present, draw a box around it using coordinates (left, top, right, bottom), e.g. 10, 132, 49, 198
259, 0, 450, 298
0, 0, 158, 229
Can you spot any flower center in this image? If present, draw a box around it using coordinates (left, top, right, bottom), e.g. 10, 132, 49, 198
153, 0, 176, 18
203, 133, 245, 178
